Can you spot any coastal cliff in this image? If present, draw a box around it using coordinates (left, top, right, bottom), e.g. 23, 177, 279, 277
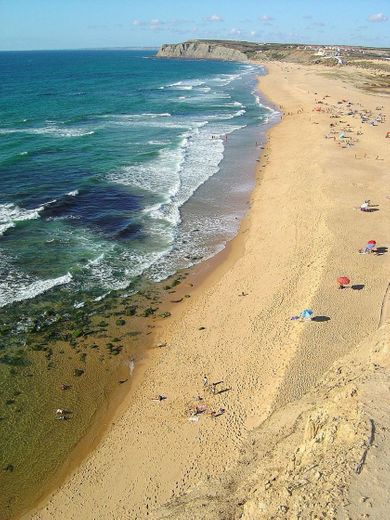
157, 40, 251, 61
157, 40, 390, 72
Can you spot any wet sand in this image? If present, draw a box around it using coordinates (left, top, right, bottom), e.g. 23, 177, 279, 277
24, 62, 390, 519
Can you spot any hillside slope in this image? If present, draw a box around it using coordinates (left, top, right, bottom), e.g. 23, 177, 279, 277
154, 319, 390, 520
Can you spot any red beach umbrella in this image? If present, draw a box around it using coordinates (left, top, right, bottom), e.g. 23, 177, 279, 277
337, 276, 350, 287
367, 240, 376, 245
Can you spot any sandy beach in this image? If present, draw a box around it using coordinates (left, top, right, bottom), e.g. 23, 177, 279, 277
25, 61, 390, 519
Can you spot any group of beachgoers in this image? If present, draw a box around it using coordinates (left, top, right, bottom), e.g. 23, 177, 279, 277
150, 375, 228, 422
292, 94, 386, 323
187, 377, 227, 421
317, 98, 387, 149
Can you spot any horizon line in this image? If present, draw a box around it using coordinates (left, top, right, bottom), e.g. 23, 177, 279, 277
0, 40, 389, 52
0, 46, 160, 52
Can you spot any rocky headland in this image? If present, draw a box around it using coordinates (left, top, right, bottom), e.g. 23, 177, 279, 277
157, 40, 251, 61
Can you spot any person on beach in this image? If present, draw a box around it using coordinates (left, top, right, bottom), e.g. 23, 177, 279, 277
210, 408, 225, 418
365, 244, 376, 254
55, 408, 70, 420
190, 404, 208, 416
152, 395, 166, 402
360, 200, 370, 212
359, 241, 376, 254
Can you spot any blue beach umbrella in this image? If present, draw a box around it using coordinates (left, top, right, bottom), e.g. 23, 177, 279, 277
300, 309, 313, 319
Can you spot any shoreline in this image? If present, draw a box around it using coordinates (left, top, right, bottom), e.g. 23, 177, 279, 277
24, 61, 390, 519
1, 61, 271, 520
19, 65, 290, 519
8, 68, 273, 520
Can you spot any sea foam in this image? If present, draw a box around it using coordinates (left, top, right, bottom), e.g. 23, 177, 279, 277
0, 203, 44, 236
0, 125, 94, 138
0, 272, 73, 307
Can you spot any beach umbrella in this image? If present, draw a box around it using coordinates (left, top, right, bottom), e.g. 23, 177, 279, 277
367, 240, 376, 245
337, 276, 350, 288
301, 309, 313, 319
291, 309, 313, 321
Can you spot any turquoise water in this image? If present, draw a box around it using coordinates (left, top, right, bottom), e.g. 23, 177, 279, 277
0, 50, 281, 518
0, 50, 276, 310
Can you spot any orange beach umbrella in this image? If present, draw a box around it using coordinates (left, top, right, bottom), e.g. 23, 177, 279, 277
337, 276, 350, 287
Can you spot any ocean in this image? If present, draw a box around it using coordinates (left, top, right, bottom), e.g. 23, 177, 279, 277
0, 50, 276, 309
0, 50, 278, 518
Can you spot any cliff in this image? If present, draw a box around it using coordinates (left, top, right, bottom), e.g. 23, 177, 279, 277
157, 40, 390, 71
156, 40, 252, 62
156, 39, 334, 64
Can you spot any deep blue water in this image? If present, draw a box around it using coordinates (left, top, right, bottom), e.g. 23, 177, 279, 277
0, 50, 277, 307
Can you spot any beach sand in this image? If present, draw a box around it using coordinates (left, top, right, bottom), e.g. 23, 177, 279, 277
24, 62, 390, 519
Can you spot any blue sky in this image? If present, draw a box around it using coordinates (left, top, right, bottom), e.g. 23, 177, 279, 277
1, 0, 389, 50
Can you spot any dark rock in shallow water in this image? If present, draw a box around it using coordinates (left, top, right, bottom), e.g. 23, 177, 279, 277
98, 320, 108, 328
0, 352, 30, 367
184, 255, 203, 261
125, 305, 137, 316
143, 307, 157, 317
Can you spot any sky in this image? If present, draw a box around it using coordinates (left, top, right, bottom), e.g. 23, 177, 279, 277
1, 0, 389, 51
